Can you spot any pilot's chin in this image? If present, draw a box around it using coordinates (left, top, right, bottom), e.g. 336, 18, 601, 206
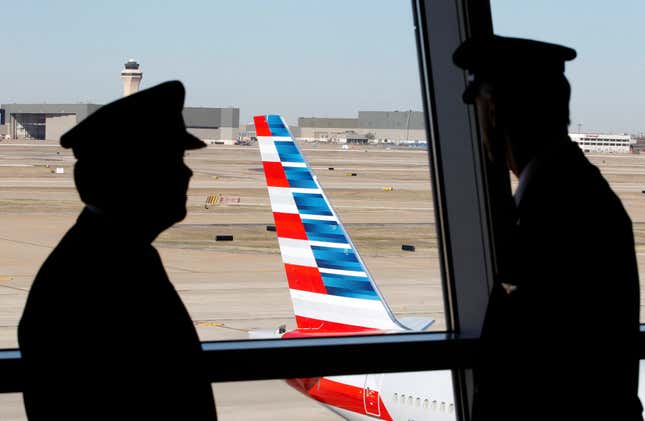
174, 207, 188, 223
161, 206, 187, 228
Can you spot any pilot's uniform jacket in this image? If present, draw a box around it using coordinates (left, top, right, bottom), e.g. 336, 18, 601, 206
19, 208, 217, 420
473, 140, 642, 420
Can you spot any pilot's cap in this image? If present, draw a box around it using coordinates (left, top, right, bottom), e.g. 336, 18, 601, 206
453, 36, 576, 103
60, 80, 206, 160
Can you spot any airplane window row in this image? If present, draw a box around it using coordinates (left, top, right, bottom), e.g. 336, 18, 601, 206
392, 393, 455, 413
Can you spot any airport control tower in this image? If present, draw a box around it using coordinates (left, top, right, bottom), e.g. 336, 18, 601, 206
121, 59, 143, 97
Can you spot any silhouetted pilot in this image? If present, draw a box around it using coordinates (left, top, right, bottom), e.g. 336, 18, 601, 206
454, 36, 642, 421
18, 81, 217, 420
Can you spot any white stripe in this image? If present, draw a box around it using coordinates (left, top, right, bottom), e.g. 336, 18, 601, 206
268, 187, 298, 214
300, 215, 337, 221
289, 187, 322, 194
318, 267, 367, 277
324, 375, 366, 389
326, 406, 380, 421
308, 240, 351, 249
278, 238, 317, 267
281, 162, 307, 168
290, 289, 401, 331
258, 138, 280, 162
257, 135, 293, 142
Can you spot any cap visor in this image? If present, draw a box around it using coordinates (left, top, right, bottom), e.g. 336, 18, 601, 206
184, 133, 207, 150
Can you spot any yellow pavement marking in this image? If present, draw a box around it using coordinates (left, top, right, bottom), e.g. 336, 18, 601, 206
194, 321, 248, 332
195, 321, 224, 327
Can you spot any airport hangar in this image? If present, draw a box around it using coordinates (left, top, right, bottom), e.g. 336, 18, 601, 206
0, 103, 240, 143
298, 110, 427, 144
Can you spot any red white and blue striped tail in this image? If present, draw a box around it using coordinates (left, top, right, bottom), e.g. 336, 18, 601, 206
254, 115, 433, 335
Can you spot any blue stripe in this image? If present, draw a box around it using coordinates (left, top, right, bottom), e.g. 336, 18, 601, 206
267, 115, 290, 137
302, 220, 347, 243
293, 193, 333, 216
321, 273, 378, 300
311, 246, 364, 272
284, 167, 317, 189
275, 141, 304, 163
326, 287, 379, 300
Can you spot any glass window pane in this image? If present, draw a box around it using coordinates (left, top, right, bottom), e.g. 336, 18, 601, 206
639, 361, 645, 408
0, 394, 24, 421
214, 380, 338, 420
214, 371, 455, 420
490, 1, 644, 319
0, 1, 444, 352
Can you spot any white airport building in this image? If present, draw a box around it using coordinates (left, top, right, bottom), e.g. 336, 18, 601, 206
570, 133, 635, 154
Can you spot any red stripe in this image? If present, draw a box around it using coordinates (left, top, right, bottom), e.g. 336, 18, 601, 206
273, 213, 308, 241
284, 263, 326, 294
282, 329, 386, 339
293, 316, 380, 333
286, 377, 393, 421
285, 378, 320, 395
254, 115, 271, 136
313, 378, 367, 416
263, 161, 289, 187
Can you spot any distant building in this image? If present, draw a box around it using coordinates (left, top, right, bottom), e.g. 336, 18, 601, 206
183, 107, 240, 142
298, 111, 427, 143
570, 133, 635, 154
298, 117, 359, 141
2, 104, 102, 141
0, 109, 6, 139
240, 122, 300, 140
633, 136, 645, 153
338, 132, 369, 144
1, 58, 239, 143
121, 59, 143, 97
1, 103, 239, 142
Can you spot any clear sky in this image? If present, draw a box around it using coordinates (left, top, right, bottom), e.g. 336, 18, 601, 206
1, 1, 643, 133
492, 0, 645, 134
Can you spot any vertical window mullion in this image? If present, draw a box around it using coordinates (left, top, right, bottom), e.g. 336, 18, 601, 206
413, 0, 494, 419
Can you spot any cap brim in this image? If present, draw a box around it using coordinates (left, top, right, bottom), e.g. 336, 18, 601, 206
184, 133, 207, 150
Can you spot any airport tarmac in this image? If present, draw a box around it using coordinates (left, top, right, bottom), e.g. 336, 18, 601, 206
0, 141, 643, 419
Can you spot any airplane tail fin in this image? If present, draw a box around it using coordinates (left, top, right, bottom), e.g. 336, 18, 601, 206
254, 115, 432, 334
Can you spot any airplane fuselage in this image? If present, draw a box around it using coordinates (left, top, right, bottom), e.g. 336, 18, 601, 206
288, 371, 455, 421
